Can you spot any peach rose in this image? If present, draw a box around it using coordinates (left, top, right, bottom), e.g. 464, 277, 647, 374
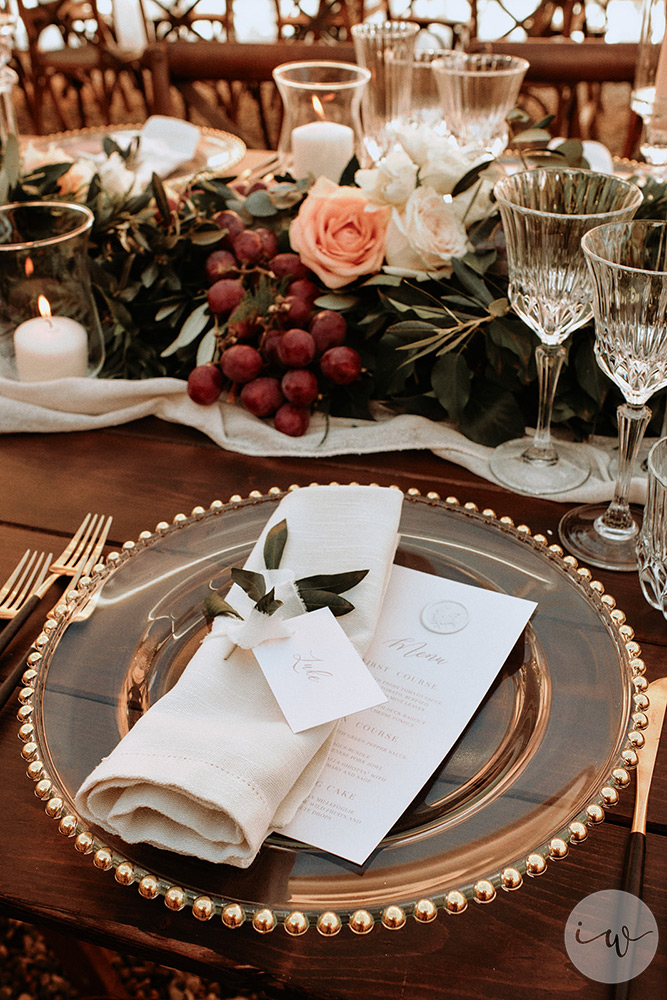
289, 176, 391, 290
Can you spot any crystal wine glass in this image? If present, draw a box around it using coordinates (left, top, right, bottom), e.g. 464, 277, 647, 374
559, 221, 667, 571
489, 168, 643, 496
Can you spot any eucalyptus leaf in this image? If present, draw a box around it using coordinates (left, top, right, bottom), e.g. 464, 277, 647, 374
431, 353, 471, 422
313, 294, 359, 310
191, 229, 228, 246
195, 327, 217, 365
264, 518, 288, 570
160, 301, 210, 357
244, 189, 278, 217
451, 259, 494, 306
231, 567, 266, 602
155, 303, 180, 322
297, 589, 355, 617
296, 569, 368, 594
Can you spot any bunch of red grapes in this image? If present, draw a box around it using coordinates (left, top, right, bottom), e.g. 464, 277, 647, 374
186, 207, 362, 437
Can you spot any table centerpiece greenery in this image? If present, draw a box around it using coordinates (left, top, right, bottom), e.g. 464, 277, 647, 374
1, 123, 666, 443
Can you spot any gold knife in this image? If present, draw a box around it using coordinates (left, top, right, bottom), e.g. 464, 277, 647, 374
613, 676, 667, 1000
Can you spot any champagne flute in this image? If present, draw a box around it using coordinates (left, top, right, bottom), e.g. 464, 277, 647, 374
489, 168, 643, 496
559, 221, 667, 571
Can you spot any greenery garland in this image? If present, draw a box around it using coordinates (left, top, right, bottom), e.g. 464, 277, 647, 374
2, 129, 667, 446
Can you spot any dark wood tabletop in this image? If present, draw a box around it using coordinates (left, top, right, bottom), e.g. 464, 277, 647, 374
1, 417, 665, 1000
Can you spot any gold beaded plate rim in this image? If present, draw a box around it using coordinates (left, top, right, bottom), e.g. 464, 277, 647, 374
18, 486, 645, 936
22, 123, 247, 183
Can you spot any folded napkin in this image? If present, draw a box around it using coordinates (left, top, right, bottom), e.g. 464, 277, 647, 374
128, 116, 201, 187
75, 484, 403, 866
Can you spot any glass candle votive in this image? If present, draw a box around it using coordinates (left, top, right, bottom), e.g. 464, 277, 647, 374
0, 201, 104, 381
273, 61, 370, 181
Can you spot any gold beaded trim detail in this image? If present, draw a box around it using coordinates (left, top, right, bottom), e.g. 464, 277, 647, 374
16, 487, 642, 932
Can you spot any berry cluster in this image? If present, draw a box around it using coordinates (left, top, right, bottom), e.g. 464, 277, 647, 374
186, 207, 362, 437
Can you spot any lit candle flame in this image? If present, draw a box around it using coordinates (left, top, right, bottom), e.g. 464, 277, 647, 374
37, 295, 52, 319
312, 95, 325, 120
25, 257, 34, 278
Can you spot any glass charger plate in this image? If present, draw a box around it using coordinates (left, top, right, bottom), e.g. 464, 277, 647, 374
23, 124, 246, 181
18, 490, 645, 936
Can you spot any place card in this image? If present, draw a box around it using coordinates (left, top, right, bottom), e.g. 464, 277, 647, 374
253, 607, 387, 733
282, 564, 537, 864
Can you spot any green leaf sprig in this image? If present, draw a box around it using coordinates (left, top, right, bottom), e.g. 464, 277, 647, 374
205, 518, 369, 623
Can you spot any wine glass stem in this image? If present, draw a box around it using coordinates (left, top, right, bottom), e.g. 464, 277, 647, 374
522, 344, 566, 464
595, 402, 652, 539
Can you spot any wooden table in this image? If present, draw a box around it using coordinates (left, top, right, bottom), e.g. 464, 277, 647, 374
0, 417, 665, 1000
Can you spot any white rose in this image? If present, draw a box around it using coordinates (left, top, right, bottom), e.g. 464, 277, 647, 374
355, 149, 418, 208
385, 187, 470, 276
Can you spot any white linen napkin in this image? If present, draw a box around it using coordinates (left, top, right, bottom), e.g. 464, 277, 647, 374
129, 116, 201, 186
75, 484, 403, 867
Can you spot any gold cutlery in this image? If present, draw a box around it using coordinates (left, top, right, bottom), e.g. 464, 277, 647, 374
613, 675, 667, 1000
0, 514, 113, 705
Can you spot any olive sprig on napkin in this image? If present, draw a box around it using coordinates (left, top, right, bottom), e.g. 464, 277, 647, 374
204, 518, 368, 622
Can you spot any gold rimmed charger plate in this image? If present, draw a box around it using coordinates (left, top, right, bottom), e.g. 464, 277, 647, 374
22, 123, 246, 182
17, 488, 647, 936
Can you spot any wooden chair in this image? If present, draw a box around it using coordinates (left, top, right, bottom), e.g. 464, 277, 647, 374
143, 0, 236, 43
143, 39, 357, 147
473, 38, 638, 151
14, 0, 150, 133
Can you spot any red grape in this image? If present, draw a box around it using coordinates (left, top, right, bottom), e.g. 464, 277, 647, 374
213, 209, 246, 248
277, 328, 316, 368
233, 229, 264, 265
281, 368, 319, 406
269, 253, 310, 281
262, 331, 283, 366
221, 344, 263, 383
187, 363, 223, 405
310, 310, 347, 354
207, 278, 245, 316
287, 279, 319, 301
240, 377, 284, 417
205, 250, 237, 283
255, 227, 279, 258
320, 346, 362, 385
227, 316, 262, 342
274, 403, 311, 437
279, 295, 314, 328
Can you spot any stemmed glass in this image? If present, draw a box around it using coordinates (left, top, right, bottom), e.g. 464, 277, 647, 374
559, 221, 667, 571
489, 168, 643, 496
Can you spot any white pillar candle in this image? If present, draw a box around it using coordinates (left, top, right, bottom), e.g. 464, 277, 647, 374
291, 120, 355, 182
14, 315, 89, 381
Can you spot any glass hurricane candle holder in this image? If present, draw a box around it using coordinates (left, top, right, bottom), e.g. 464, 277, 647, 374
273, 61, 371, 181
632, 0, 667, 174
0, 201, 105, 381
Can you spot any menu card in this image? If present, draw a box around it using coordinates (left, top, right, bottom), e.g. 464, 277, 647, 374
282, 564, 537, 864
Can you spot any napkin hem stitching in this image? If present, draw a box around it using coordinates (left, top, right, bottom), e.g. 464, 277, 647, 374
106, 751, 273, 813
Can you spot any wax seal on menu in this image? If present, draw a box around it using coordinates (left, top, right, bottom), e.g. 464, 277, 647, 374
420, 600, 469, 634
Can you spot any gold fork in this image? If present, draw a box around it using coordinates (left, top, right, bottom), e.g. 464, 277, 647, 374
0, 550, 54, 622
0, 514, 113, 670
49, 513, 112, 576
